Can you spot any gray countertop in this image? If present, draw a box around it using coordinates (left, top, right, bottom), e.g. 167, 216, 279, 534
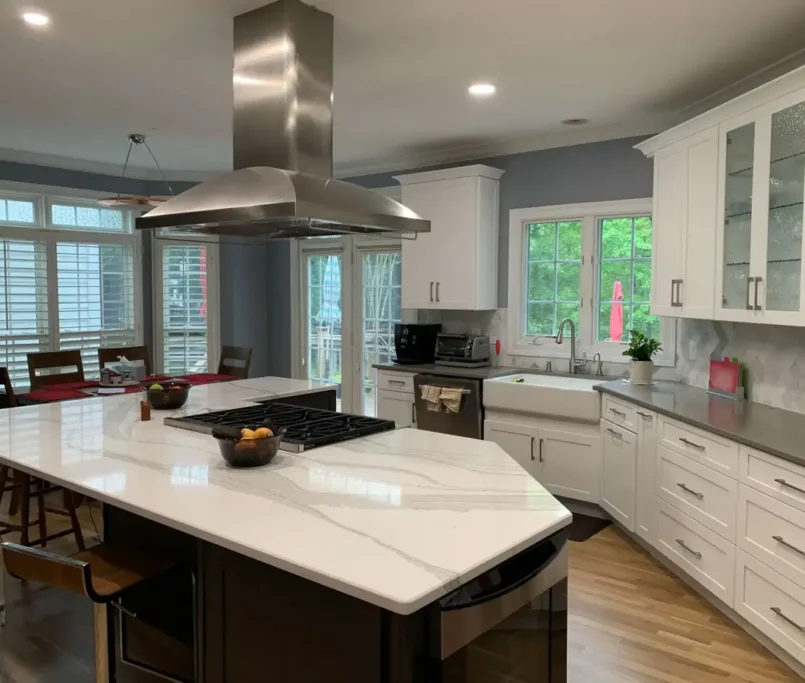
596, 380, 805, 468
373, 362, 519, 380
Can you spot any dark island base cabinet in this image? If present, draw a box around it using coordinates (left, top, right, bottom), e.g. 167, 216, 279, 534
260, 388, 337, 412
105, 506, 567, 683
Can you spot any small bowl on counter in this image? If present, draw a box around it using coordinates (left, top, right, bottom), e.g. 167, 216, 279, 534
213, 424, 287, 468
142, 379, 191, 410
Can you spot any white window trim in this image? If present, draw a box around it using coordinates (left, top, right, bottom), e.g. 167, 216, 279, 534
152, 236, 221, 375
0, 186, 145, 381
507, 198, 676, 367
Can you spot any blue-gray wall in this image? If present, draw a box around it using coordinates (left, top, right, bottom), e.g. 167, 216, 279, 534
345, 135, 654, 308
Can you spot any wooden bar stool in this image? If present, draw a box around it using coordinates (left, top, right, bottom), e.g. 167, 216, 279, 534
0, 473, 85, 550
2, 541, 196, 683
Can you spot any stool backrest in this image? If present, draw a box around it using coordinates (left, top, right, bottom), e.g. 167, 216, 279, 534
0, 367, 16, 408
218, 345, 252, 379
27, 350, 85, 390
98, 345, 150, 376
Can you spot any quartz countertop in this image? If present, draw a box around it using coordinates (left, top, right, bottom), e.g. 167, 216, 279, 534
596, 379, 805, 467
373, 362, 519, 380
0, 376, 570, 615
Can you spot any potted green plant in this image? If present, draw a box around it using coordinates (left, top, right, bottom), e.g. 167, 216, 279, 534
622, 330, 662, 385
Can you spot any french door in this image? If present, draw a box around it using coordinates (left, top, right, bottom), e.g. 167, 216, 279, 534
299, 236, 402, 415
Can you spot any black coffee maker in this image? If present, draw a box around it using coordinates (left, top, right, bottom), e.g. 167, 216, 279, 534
393, 324, 442, 364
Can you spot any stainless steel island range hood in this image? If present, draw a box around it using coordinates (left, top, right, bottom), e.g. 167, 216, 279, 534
136, 0, 429, 239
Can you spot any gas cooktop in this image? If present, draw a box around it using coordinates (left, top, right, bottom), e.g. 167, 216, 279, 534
164, 402, 396, 453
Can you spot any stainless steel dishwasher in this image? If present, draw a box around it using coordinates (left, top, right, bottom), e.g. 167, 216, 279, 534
414, 374, 482, 439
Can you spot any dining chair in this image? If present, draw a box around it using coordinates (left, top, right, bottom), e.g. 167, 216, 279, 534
27, 350, 85, 390
217, 346, 252, 380
98, 345, 150, 376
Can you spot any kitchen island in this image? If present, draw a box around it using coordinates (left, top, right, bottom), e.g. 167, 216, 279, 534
0, 376, 570, 682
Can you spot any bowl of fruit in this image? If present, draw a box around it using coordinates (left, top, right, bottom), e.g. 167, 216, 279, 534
212, 423, 286, 468
142, 379, 191, 410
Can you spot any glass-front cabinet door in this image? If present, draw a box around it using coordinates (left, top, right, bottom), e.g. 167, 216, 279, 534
759, 97, 805, 324
716, 114, 759, 322
716, 92, 805, 325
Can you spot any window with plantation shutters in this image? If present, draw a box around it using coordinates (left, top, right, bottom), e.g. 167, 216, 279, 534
0, 239, 49, 385
57, 242, 136, 378
160, 244, 209, 375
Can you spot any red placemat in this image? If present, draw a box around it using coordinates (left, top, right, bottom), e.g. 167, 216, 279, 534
22, 389, 88, 402
38, 380, 100, 392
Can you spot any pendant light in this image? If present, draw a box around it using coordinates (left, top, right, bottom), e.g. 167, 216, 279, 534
98, 134, 174, 208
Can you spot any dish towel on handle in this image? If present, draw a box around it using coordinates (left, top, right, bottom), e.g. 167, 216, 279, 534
439, 388, 464, 413
420, 385, 443, 411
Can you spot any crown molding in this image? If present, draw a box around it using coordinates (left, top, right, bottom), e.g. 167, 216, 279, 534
0, 147, 217, 183
333, 118, 672, 179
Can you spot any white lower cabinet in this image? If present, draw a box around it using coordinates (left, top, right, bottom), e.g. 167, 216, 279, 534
657, 500, 736, 605
484, 417, 600, 500
376, 389, 415, 428
484, 420, 537, 472
736, 549, 805, 665
601, 419, 637, 531
635, 407, 658, 544
540, 428, 600, 503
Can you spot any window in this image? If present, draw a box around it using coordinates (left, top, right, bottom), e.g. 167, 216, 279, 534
508, 199, 675, 365
525, 221, 581, 336
155, 241, 219, 375
0, 190, 142, 386
597, 216, 658, 343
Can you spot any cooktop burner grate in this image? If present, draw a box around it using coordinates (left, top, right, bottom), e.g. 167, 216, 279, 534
164, 402, 396, 452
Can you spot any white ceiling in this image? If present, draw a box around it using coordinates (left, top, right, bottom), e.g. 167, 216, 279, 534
1, 0, 805, 179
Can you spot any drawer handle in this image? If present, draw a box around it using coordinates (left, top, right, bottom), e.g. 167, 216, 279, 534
772, 535, 805, 557
775, 478, 805, 496
675, 539, 702, 559
771, 607, 805, 632
605, 428, 623, 440
637, 411, 653, 421
677, 482, 704, 500
679, 437, 705, 451
388, 379, 406, 386
609, 408, 626, 417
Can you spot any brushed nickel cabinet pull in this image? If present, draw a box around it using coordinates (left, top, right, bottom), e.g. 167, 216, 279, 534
605, 428, 623, 440
679, 437, 705, 451
675, 539, 702, 558
771, 607, 805, 632
773, 535, 805, 557
746, 276, 755, 310
539, 437, 544, 463
775, 478, 805, 496
637, 411, 653, 421
754, 276, 763, 311
430, 282, 434, 302
609, 408, 626, 417
677, 482, 704, 500
388, 379, 405, 386
530, 436, 535, 462
436, 282, 440, 303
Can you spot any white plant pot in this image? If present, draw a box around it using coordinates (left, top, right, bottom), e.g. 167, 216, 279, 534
629, 360, 655, 385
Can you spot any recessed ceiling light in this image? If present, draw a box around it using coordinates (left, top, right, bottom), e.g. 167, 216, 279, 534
22, 11, 50, 26
561, 118, 589, 126
468, 83, 496, 97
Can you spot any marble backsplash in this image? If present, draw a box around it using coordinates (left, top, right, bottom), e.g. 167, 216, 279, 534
415, 308, 805, 414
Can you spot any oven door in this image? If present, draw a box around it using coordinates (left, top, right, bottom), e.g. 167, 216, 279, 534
438, 530, 568, 683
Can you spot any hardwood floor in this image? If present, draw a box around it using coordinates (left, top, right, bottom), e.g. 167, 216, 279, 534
568, 526, 803, 682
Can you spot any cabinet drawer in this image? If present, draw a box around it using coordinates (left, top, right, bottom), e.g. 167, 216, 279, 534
657, 445, 738, 542
739, 484, 805, 588
740, 446, 805, 515
376, 370, 415, 394
656, 500, 735, 605
601, 396, 638, 433
736, 549, 805, 666
658, 417, 738, 477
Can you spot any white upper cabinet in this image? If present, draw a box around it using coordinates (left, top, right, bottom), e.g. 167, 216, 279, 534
638, 66, 805, 326
395, 165, 504, 310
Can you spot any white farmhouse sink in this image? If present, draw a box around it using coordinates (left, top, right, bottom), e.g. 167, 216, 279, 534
483, 373, 605, 422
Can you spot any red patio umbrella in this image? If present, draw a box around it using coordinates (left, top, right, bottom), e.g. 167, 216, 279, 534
609, 279, 624, 342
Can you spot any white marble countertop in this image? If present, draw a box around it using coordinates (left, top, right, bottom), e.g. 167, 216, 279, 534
0, 376, 570, 614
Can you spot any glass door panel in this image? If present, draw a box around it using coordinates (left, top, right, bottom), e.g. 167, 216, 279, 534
305, 253, 343, 409
722, 123, 755, 310
766, 101, 805, 312
359, 250, 402, 417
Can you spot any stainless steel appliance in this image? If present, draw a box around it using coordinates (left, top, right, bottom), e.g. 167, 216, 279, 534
414, 375, 482, 440
437, 528, 568, 681
135, 0, 429, 240
164, 403, 395, 453
394, 323, 441, 364
434, 333, 491, 367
